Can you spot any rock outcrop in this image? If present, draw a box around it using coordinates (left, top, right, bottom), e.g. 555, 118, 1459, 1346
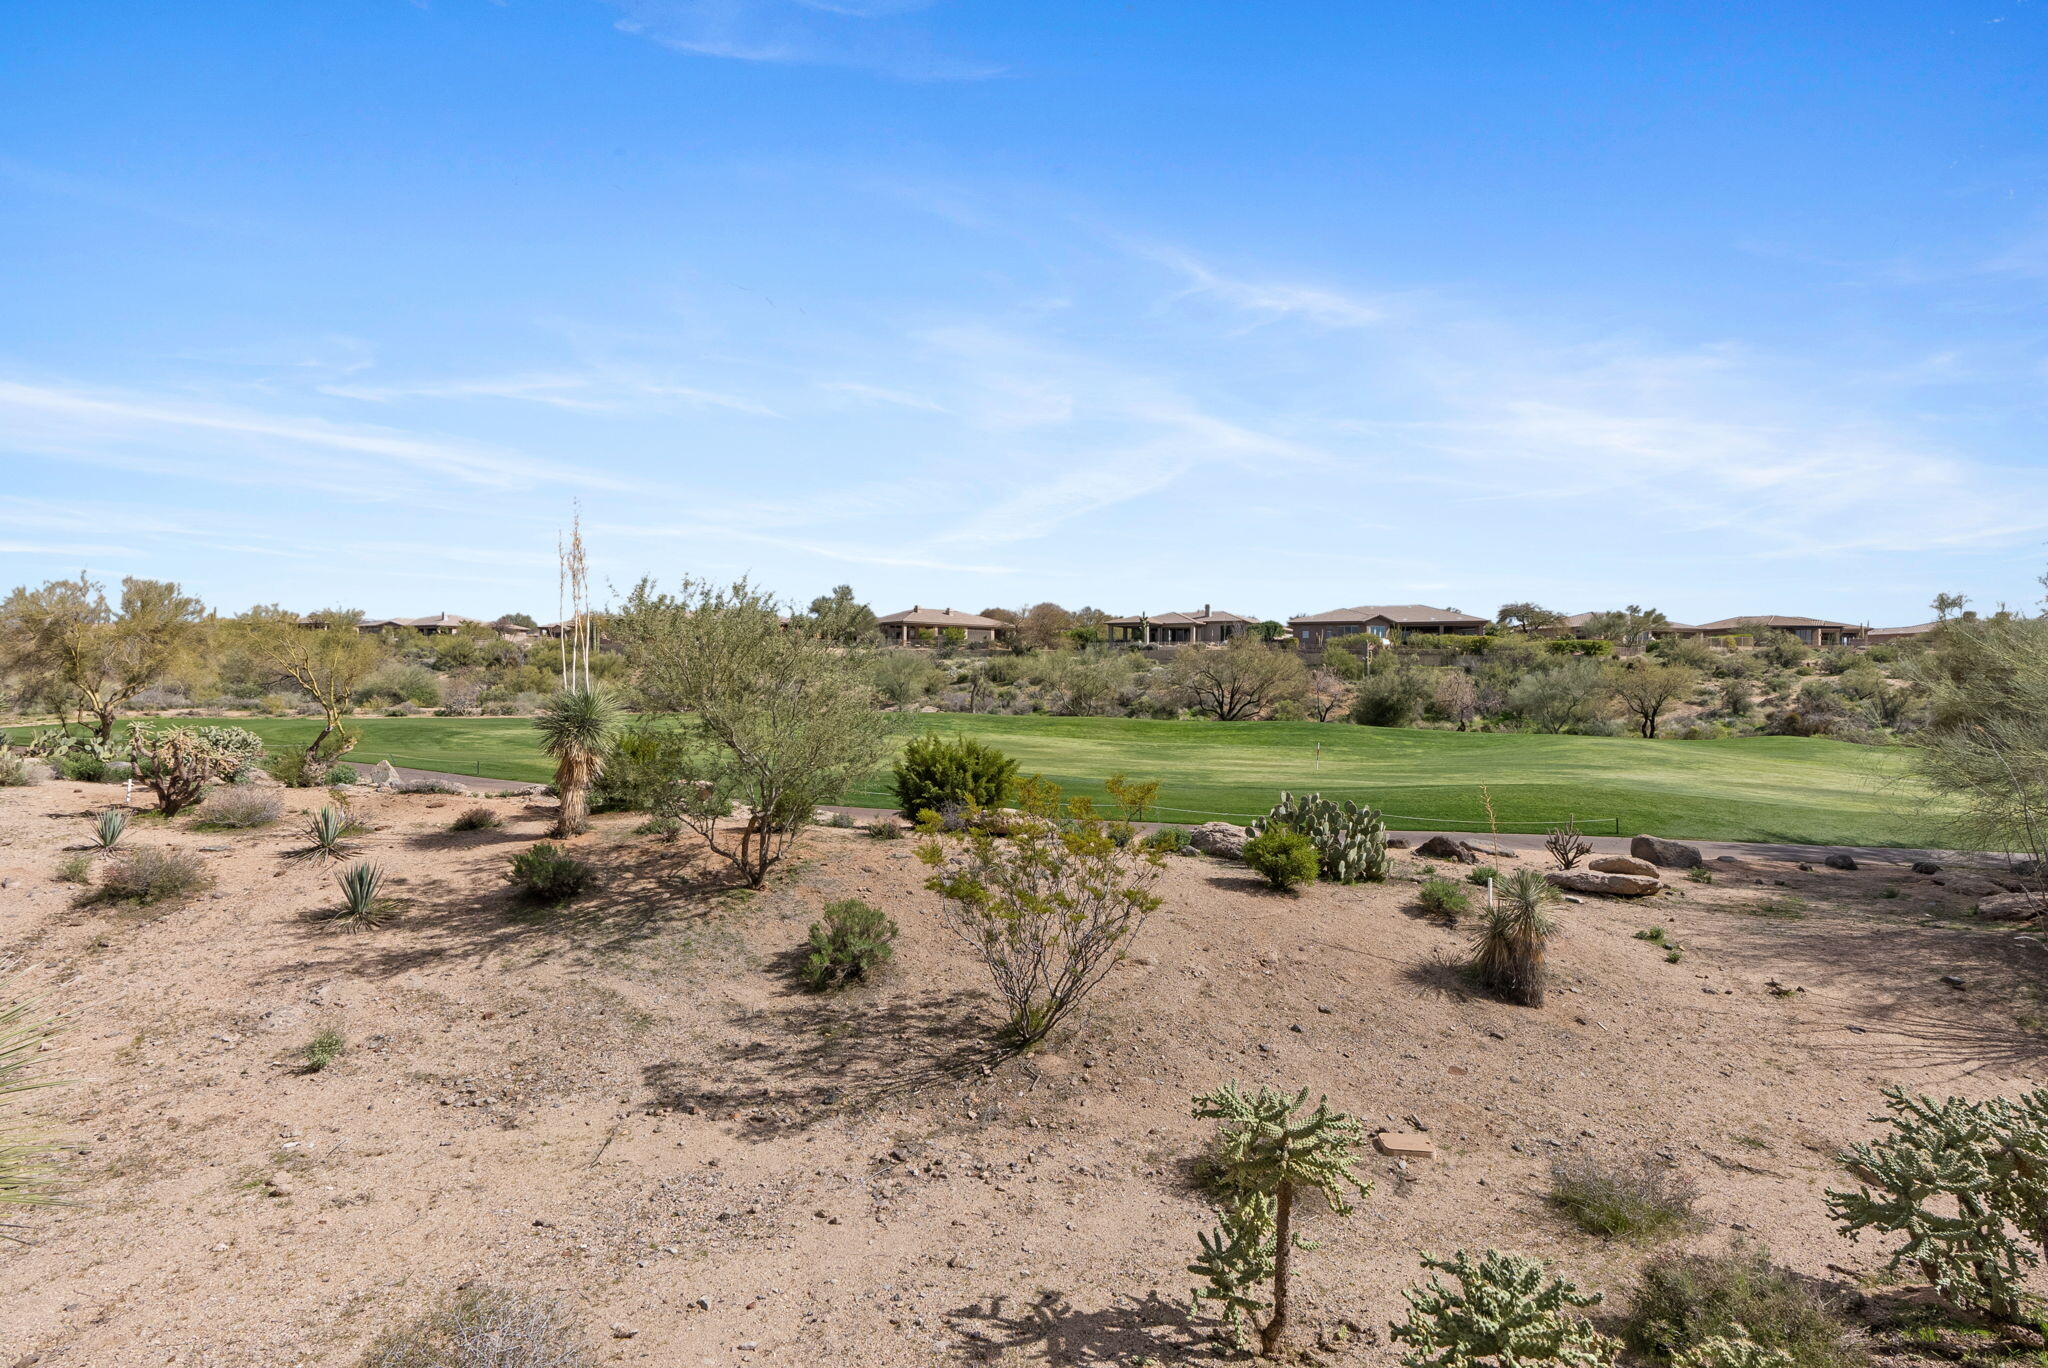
1589, 855, 1659, 878
1630, 835, 1704, 869
1189, 822, 1248, 859
1546, 869, 1662, 897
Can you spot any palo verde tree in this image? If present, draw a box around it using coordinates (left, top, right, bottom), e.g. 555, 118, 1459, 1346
1189, 1084, 1371, 1357
1164, 635, 1309, 721
805, 584, 880, 645
230, 607, 386, 761
0, 574, 204, 740
614, 575, 889, 886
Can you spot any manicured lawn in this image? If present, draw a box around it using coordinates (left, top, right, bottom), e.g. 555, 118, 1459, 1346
11, 712, 1949, 847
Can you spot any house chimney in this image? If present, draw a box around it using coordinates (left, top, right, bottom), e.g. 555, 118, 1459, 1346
1203, 603, 1211, 617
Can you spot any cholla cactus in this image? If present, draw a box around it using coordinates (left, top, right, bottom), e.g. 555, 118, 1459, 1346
1190, 1084, 1371, 1356
1672, 1331, 1793, 1368
1249, 792, 1388, 883
1826, 1086, 2048, 1323
1390, 1249, 1615, 1368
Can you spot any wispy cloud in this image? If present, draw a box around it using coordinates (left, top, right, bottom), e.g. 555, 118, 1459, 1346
322, 371, 778, 417
1138, 242, 1391, 330
818, 380, 949, 413
0, 380, 636, 494
603, 0, 999, 81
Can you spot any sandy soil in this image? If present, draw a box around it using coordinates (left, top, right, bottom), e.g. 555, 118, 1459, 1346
2, 780, 2044, 1367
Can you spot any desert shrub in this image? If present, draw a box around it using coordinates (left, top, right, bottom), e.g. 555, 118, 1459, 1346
0, 753, 34, 787
1549, 1151, 1698, 1240
97, 847, 211, 905
356, 1284, 595, 1368
1391, 1249, 1616, 1368
88, 808, 128, 850
1467, 864, 1500, 887
56, 752, 110, 782
1249, 791, 1388, 883
864, 817, 903, 840
127, 723, 264, 815
1635, 926, 1667, 943
823, 811, 856, 828
801, 898, 898, 990
1189, 1083, 1370, 1356
327, 862, 394, 930
53, 853, 91, 884
892, 733, 1019, 821
303, 1028, 346, 1072
450, 805, 501, 831
508, 843, 591, 904
1827, 1087, 2048, 1324
1351, 663, 1433, 727
1547, 637, 1614, 657
1687, 866, 1714, 884
1419, 877, 1471, 919
1545, 821, 1592, 869
1104, 771, 1162, 822
1243, 827, 1319, 891
1624, 1245, 1865, 1368
194, 787, 284, 829
589, 723, 689, 814
1146, 824, 1192, 854
1471, 868, 1559, 1006
921, 808, 1162, 1046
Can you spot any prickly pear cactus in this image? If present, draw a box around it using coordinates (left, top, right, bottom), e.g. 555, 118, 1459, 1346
1249, 791, 1388, 884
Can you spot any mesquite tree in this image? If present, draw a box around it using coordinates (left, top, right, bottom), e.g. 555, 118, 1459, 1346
1390, 1249, 1615, 1368
1190, 1084, 1371, 1357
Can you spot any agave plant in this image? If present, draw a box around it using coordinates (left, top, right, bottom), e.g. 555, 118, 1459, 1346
328, 862, 391, 930
0, 967, 65, 1231
88, 809, 127, 851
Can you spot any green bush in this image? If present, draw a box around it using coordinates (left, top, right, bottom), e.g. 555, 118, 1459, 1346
1549, 1151, 1698, 1240
58, 752, 111, 782
193, 787, 284, 829
864, 817, 903, 840
96, 847, 212, 905
1547, 638, 1614, 657
1243, 827, 1319, 891
303, 1028, 346, 1073
1419, 877, 1470, 918
891, 733, 1019, 820
54, 853, 92, 884
1467, 864, 1499, 887
1249, 791, 1388, 883
801, 898, 898, 990
508, 842, 591, 903
590, 724, 690, 813
1146, 824, 1192, 854
1623, 1245, 1864, 1368
450, 805, 501, 831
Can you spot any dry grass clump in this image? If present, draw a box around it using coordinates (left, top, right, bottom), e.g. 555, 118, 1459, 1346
193, 787, 284, 829
356, 1285, 594, 1368
1623, 1245, 1866, 1368
1549, 1150, 1698, 1240
449, 805, 502, 831
53, 854, 92, 885
94, 848, 212, 906
0, 753, 38, 787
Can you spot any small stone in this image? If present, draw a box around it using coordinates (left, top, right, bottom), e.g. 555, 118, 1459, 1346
693, 1296, 711, 1311
611, 1325, 640, 1339
1824, 853, 1858, 871
1941, 975, 1966, 990
1912, 861, 1942, 875
1373, 1132, 1436, 1159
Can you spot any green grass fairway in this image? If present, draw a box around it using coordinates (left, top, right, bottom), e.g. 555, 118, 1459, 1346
18, 713, 1947, 847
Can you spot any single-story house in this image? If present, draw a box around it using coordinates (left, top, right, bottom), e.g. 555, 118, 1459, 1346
1692, 616, 1865, 647
1533, 613, 1705, 643
1287, 604, 1489, 648
877, 606, 1013, 646
1105, 605, 1260, 645
1868, 621, 1939, 644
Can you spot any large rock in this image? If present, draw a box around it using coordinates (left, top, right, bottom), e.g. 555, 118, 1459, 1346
1188, 822, 1248, 859
1976, 893, 2043, 921
1630, 835, 1704, 870
368, 759, 399, 789
1462, 842, 1519, 860
1546, 869, 1662, 898
1589, 855, 1659, 878
1823, 853, 1858, 871
1415, 835, 1481, 864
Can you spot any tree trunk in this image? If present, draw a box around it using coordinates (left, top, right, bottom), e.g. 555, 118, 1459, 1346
93, 707, 116, 743
1260, 1182, 1295, 1358
554, 780, 588, 839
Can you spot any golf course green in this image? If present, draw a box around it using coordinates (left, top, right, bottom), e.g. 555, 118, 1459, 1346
15, 712, 1949, 847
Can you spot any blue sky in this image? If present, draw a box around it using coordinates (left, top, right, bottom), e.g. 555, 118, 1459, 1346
3, 1, 2046, 627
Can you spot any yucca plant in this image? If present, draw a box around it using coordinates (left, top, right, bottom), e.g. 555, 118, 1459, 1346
328, 862, 392, 930
1471, 867, 1561, 1007
295, 804, 361, 862
0, 968, 65, 1234
88, 809, 127, 851
533, 685, 622, 838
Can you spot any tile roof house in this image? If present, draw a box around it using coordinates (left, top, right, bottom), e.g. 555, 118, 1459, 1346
1104, 605, 1260, 645
1692, 616, 1865, 646
877, 606, 1013, 646
1867, 621, 1939, 643
1287, 604, 1489, 648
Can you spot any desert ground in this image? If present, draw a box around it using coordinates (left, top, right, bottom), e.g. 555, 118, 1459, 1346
1, 780, 2042, 1367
